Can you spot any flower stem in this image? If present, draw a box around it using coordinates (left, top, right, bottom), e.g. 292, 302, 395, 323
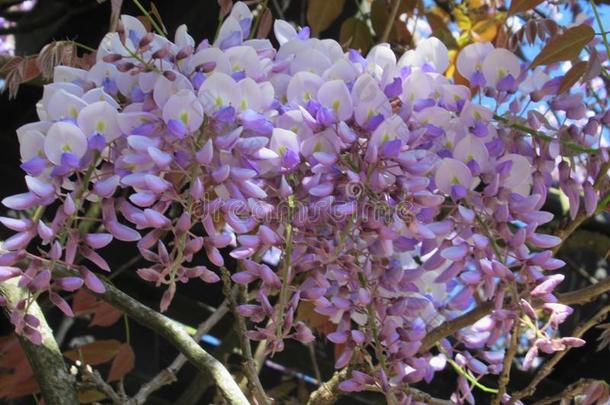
131, 0, 166, 37
275, 194, 295, 340
446, 357, 499, 394
493, 114, 598, 154
590, 0, 610, 58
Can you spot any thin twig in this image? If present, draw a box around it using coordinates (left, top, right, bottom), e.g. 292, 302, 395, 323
220, 266, 271, 405
531, 378, 598, 405
404, 386, 454, 405
494, 311, 521, 404
420, 276, 610, 354
79, 365, 123, 404
306, 368, 350, 405
56, 267, 249, 405
380, 0, 401, 43
494, 114, 598, 154
127, 297, 232, 405
509, 305, 610, 404
307, 342, 322, 383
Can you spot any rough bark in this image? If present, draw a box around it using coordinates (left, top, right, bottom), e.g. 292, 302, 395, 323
84, 275, 249, 405
0, 279, 78, 405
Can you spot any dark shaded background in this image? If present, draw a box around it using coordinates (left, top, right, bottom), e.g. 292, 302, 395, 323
0, 1, 609, 403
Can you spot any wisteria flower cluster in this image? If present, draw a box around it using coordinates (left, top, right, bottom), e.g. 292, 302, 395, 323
1, 2, 608, 403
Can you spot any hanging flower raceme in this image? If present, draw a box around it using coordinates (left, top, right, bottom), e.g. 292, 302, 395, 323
1, 3, 607, 403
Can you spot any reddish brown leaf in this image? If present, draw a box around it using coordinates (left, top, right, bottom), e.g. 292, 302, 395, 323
0, 373, 39, 399
424, 9, 457, 49
256, 8, 273, 39
558, 61, 588, 94
0, 335, 39, 399
136, 16, 152, 31
531, 24, 595, 68
525, 19, 538, 44
583, 50, 602, 81
296, 301, 335, 335
307, 0, 346, 36
508, 0, 545, 16
107, 344, 135, 382
371, 0, 413, 45
0, 56, 23, 73
90, 301, 123, 327
72, 290, 98, 315
64, 339, 121, 366
339, 17, 373, 53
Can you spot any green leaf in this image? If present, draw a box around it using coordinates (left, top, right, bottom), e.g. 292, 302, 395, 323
453, 8, 471, 31
339, 17, 373, 53
508, 0, 545, 16
531, 24, 595, 68
307, 0, 346, 36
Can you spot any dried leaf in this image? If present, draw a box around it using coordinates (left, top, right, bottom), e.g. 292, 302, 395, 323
107, 344, 135, 382
137, 16, 152, 32
508, 0, 545, 16
256, 8, 273, 39
1, 56, 41, 99
307, 0, 346, 36
64, 339, 121, 366
531, 24, 595, 68
36, 41, 76, 79
558, 61, 588, 94
596, 323, 610, 351
149, 2, 168, 34
339, 17, 373, 53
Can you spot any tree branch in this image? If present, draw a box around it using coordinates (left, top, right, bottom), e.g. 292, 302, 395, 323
509, 305, 610, 403
0, 279, 78, 405
306, 368, 349, 405
405, 386, 454, 405
530, 378, 598, 405
78, 363, 123, 404
494, 312, 521, 405
420, 276, 610, 354
560, 276, 610, 305
127, 296, 232, 405
64, 270, 250, 405
220, 266, 271, 405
